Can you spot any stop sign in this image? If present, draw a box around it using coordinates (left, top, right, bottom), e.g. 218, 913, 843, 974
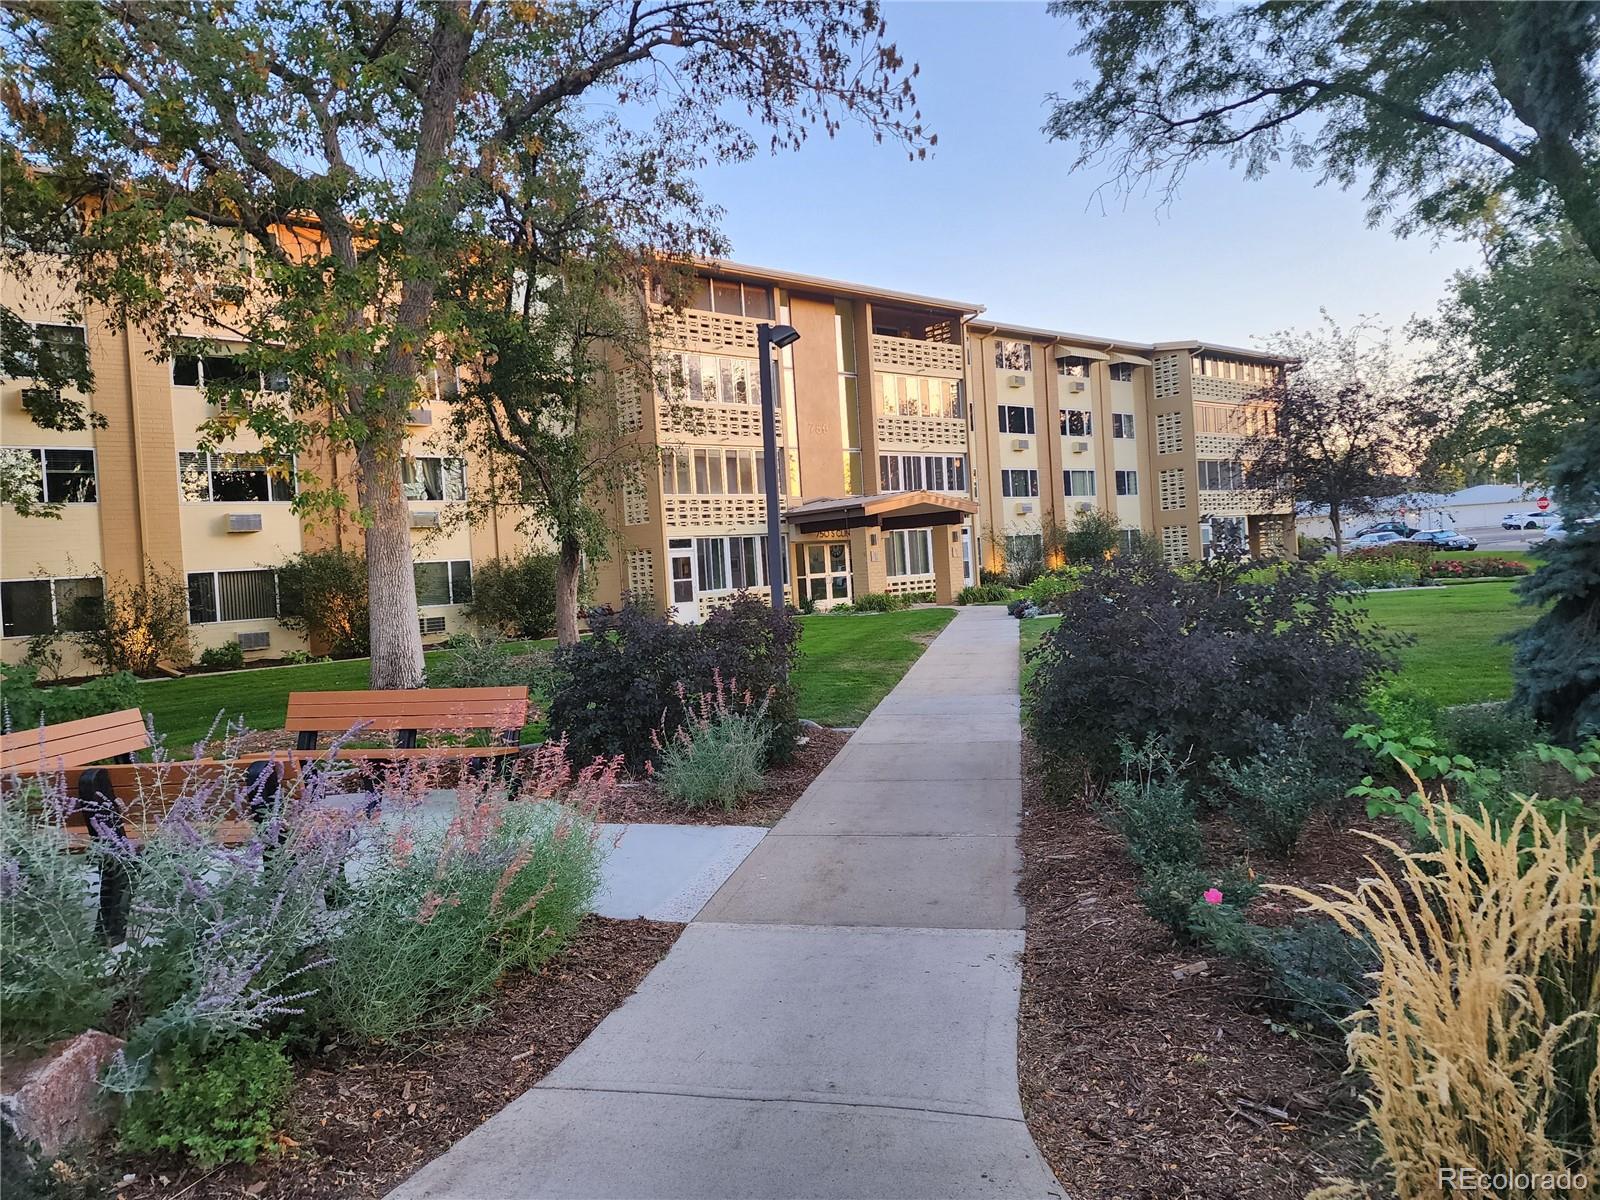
1537, 496, 1551, 511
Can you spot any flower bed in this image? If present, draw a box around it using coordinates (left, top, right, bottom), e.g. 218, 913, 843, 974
1424, 556, 1529, 579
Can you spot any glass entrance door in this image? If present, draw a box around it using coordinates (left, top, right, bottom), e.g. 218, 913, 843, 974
668, 538, 699, 623
797, 541, 851, 610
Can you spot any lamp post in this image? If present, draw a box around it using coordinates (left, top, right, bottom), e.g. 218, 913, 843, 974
757, 323, 799, 616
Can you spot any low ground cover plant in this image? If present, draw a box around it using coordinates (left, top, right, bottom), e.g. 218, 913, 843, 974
955, 581, 1011, 605
652, 677, 770, 811
197, 642, 246, 670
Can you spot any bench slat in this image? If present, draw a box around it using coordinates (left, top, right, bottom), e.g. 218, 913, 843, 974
1, 708, 151, 772
283, 687, 529, 734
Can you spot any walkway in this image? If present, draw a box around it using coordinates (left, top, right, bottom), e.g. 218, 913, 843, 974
389, 606, 1063, 1199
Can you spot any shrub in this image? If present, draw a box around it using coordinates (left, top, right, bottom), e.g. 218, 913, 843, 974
902, 590, 935, 605
956, 581, 1011, 605
0, 663, 140, 730
119, 1037, 293, 1166
76, 565, 192, 674
1213, 723, 1363, 855
1326, 553, 1424, 589
1437, 702, 1540, 767
1282, 798, 1600, 1192
1060, 508, 1120, 563
1248, 917, 1376, 1035
467, 552, 559, 639
653, 682, 769, 811
428, 631, 553, 696
1027, 558, 1396, 781
198, 641, 245, 670
1098, 739, 1202, 869
850, 591, 903, 612
1365, 679, 1441, 747
1136, 863, 1259, 944
1025, 567, 1087, 608
275, 548, 369, 657
1424, 555, 1530, 580
324, 749, 610, 1041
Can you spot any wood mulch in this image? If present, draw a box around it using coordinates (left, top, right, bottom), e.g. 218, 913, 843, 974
1017, 741, 1402, 1200
595, 724, 852, 827
112, 915, 680, 1200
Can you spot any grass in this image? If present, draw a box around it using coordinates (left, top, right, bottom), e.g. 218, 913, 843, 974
136, 609, 956, 746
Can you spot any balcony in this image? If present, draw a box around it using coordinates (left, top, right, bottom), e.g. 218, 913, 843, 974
652, 306, 761, 355
874, 414, 967, 452
869, 333, 963, 378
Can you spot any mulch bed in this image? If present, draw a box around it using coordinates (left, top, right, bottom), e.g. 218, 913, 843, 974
1017, 741, 1402, 1199
594, 724, 852, 827
112, 915, 680, 1200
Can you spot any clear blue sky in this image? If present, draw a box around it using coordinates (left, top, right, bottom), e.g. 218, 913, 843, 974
690, 1, 1482, 349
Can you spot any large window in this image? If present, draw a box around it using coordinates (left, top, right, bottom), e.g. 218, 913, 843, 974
172, 346, 254, 389
1059, 408, 1092, 437
1005, 534, 1043, 571
1057, 356, 1092, 379
695, 536, 773, 592
402, 456, 467, 502
1109, 363, 1136, 383
1198, 459, 1247, 491
1001, 469, 1039, 498
1, 575, 102, 638
5, 447, 97, 503
13, 323, 89, 382
690, 276, 774, 319
1112, 412, 1136, 439
994, 341, 1033, 371
661, 351, 757, 407
876, 373, 964, 420
414, 560, 474, 607
179, 451, 295, 502
187, 569, 278, 624
878, 453, 967, 494
886, 528, 933, 577
660, 447, 776, 496
997, 405, 1035, 435
1115, 469, 1139, 497
1064, 470, 1096, 498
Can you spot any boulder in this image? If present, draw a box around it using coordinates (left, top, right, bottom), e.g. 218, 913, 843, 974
0, 1031, 124, 1155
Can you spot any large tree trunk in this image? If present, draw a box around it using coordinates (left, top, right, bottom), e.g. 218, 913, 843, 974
555, 538, 582, 647
1329, 506, 1344, 556
359, 444, 426, 689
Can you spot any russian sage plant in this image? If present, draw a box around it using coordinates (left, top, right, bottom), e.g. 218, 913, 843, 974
651, 677, 770, 812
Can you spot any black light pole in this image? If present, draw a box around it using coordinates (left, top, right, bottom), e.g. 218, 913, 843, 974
757, 322, 800, 616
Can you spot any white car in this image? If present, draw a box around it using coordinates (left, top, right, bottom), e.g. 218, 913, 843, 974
1348, 531, 1406, 550
1502, 511, 1555, 530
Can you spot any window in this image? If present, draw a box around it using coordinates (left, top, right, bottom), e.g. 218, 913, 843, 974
694, 536, 773, 592
1059, 408, 1092, 437
401, 456, 466, 502
877, 452, 968, 495
693, 277, 774, 319
1198, 459, 1246, 491
1115, 470, 1139, 497
1057, 357, 1092, 378
187, 569, 278, 624
5, 448, 97, 503
1001, 469, 1039, 498
1, 576, 102, 638
1005, 534, 1043, 571
876, 373, 963, 419
179, 451, 295, 502
1064, 470, 1096, 498
1109, 363, 1136, 383
886, 528, 932, 577
171, 346, 254, 389
997, 405, 1035, 435
994, 340, 1033, 372
660, 448, 775, 496
661, 351, 756, 407
1112, 412, 1136, 439
1118, 528, 1144, 556
12, 323, 89, 383
414, 560, 473, 607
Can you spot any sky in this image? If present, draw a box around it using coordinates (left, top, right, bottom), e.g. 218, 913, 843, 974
687, 1, 1483, 350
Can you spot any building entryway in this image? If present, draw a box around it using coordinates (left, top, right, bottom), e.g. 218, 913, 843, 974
796, 541, 852, 610
667, 538, 699, 623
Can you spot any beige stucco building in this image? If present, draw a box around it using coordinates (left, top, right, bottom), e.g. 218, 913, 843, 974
2, 256, 1292, 671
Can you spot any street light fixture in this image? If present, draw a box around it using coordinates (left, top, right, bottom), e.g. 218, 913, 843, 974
757, 323, 799, 615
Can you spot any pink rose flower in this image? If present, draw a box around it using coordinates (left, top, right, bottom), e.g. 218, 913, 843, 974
1203, 888, 1224, 906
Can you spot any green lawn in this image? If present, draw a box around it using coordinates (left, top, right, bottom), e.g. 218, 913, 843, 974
136, 608, 956, 746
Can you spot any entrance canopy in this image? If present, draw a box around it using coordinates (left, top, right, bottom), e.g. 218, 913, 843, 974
785, 490, 979, 536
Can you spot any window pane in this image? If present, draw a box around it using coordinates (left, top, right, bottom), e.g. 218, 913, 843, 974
54, 576, 103, 631
694, 449, 710, 494
414, 562, 451, 607
442, 458, 467, 501
450, 560, 473, 604
1, 579, 54, 637
172, 354, 201, 387
218, 569, 277, 620
211, 458, 270, 501
707, 449, 724, 493
742, 285, 773, 320
42, 449, 96, 502
911, 530, 931, 574
187, 573, 218, 624
712, 279, 742, 314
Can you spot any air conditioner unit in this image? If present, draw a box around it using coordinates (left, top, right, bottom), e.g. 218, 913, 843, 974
1070, 441, 1089, 454
1006, 374, 1026, 388
1016, 502, 1034, 515
225, 512, 263, 533
1010, 438, 1030, 451
1076, 502, 1095, 513
409, 510, 441, 528
419, 615, 448, 636
406, 406, 433, 426
235, 630, 270, 651
1067, 380, 1087, 393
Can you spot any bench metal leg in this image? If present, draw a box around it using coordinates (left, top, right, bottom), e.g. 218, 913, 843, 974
79, 768, 129, 944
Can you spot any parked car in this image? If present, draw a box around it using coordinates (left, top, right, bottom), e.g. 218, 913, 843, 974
1502, 511, 1556, 530
1348, 531, 1407, 550
1353, 520, 1419, 539
1408, 529, 1479, 551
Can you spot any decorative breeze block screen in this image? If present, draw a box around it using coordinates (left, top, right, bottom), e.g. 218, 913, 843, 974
625, 549, 655, 603
1161, 524, 1190, 562
1155, 411, 1185, 455
1158, 468, 1188, 512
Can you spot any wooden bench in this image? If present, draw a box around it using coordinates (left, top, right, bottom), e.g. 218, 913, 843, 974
2, 708, 284, 938
279, 685, 531, 774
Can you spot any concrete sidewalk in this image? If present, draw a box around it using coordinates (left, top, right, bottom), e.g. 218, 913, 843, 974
389, 606, 1063, 1199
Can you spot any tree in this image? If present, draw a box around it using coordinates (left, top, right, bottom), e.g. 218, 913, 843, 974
1238, 318, 1451, 555
1046, 2, 1600, 264
2, 0, 928, 686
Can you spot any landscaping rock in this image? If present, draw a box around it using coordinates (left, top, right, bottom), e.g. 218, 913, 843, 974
0, 1030, 124, 1155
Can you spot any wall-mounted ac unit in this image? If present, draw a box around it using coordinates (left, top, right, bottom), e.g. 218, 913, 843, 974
1070, 441, 1089, 454
1067, 380, 1087, 393
225, 513, 263, 533
1076, 502, 1095, 513
1010, 438, 1030, 451
409, 510, 441, 528
235, 630, 270, 651
1006, 374, 1026, 388
406, 406, 433, 426
419, 615, 448, 636
1016, 502, 1034, 515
